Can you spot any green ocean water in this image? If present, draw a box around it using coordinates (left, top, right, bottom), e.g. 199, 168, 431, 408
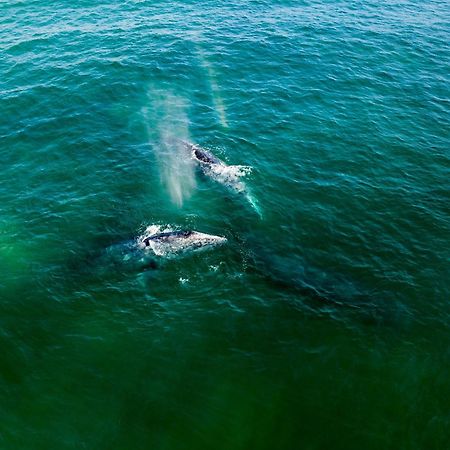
1, 0, 449, 448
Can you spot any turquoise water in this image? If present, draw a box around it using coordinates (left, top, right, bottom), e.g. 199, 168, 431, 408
1, 0, 449, 448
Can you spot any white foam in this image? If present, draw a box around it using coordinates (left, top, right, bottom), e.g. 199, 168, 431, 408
201, 160, 261, 216
203, 163, 251, 194
136, 224, 172, 251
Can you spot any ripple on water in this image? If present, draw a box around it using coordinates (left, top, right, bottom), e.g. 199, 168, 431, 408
1, 1, 449, 448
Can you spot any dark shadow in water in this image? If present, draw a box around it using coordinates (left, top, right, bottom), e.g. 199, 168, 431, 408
188, 164, 406, 327
64, 236, 160, 288
229, 219, 408, 328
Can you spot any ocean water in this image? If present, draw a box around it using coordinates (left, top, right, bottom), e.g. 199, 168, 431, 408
1, 0, 449, 448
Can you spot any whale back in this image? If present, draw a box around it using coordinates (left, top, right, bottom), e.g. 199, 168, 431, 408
193, 147, 221, 165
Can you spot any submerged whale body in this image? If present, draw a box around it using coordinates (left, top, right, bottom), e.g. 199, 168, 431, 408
246, 243, 404, 326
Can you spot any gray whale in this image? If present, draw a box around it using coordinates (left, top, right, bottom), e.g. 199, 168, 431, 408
89, 226, 227, 277
137, 227, 227, 257
182, 141, 262, 216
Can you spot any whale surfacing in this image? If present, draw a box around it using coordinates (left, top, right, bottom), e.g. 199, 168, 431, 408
182, 141, 261, 216
137, 225, 227, 257
182, 141, 251, 192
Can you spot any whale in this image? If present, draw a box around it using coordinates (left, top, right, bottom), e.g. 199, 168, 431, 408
182, 140, 250, 193
86, 225, 227, 277
137, 226, 227, 257
181, 141, 262, 216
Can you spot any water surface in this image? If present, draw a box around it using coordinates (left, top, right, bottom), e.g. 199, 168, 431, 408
1, 1, 449, 448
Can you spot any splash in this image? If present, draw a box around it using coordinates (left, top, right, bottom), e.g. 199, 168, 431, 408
136, 224, 172, 256
204, 163, 252, 193
204, 162, 262, 218
207, 164, 262, 218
